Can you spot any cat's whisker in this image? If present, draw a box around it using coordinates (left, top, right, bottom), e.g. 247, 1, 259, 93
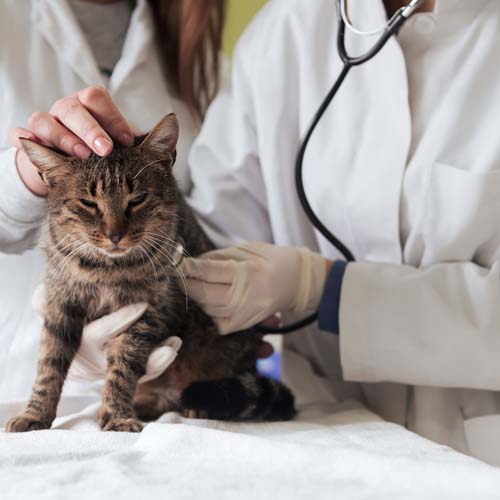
141, 231, 198, 264
133, 159, 164, 180
47, 239, 81, 262
48, 241, 82, 273
46, 231, 80, 259
137, 243, 160, 294
145, 233, 205, 272
141, 236, 178, 270
141, 236, 189, 310
141, 236, 183, 272
141, 239, 180, 300
141, 231, 182, 251
140, 234, 176, 255
49, 244, 86, 283
142, 245, 160, 292
52, 231, 77, 247
92, 155, 107, 179
143, 232, 209, 278
153, 251, 189, 312
57, 242, 90, 273
52, 242, 89, 278
174, 266, 189, 312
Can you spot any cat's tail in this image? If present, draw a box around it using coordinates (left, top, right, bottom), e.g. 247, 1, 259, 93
181, 373, 295, 421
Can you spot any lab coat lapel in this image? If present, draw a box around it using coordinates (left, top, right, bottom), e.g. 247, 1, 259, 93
109, 0, 155, 94
336, 0, 411, 424
337, 0, 411, 264
34, 0, 106, 88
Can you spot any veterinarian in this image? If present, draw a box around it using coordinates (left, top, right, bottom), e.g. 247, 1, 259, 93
184, 0, 500, 465
2, 0, 500, 465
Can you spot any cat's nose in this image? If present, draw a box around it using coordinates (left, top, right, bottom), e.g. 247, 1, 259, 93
104, 218, 126, 246
107, 232, 123, 245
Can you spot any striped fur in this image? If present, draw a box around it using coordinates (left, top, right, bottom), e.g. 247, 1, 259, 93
6, 114, 295, 433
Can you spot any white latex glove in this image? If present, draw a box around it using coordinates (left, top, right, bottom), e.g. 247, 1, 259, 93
32, 285, 182, 384
181, 242, 328, 334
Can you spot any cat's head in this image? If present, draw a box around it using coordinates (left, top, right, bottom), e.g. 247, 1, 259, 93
21, 114, 180, 261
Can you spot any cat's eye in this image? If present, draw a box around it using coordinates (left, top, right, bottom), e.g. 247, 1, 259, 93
128, 193, 147, 207
79, 198, 98, 209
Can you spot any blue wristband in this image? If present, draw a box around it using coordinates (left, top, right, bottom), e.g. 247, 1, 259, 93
318, 260, 348, 335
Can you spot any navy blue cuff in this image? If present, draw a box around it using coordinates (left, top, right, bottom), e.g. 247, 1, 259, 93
318, 261, 348, 335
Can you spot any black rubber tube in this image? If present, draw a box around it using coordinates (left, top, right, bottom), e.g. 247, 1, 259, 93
257, 10, 411, 335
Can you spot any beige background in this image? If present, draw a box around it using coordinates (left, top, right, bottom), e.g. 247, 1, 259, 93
224, 0, 267, 55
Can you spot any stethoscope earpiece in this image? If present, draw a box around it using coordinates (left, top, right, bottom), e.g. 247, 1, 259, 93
338, 0, 425, 38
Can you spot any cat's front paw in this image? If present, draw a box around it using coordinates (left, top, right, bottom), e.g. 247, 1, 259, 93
99, 411, 143, 433
6, 414, 51, 432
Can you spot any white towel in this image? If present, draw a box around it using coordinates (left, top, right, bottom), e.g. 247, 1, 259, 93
1, 397, 500, 500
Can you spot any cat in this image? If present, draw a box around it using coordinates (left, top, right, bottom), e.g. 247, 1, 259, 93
6, 114, 295, 433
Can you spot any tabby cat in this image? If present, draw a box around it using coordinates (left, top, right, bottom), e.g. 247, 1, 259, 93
6, 114, 294, 433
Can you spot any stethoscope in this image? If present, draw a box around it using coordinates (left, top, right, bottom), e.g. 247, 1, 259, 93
257, 0, 425, 334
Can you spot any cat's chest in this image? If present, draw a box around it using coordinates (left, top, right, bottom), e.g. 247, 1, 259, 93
80, 278, 151, 321
87, 283, 150, 319
48, 254, 174, 321
94, 287, 122, 316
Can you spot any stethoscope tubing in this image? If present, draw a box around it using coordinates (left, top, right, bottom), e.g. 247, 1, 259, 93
257, 1, 422, 334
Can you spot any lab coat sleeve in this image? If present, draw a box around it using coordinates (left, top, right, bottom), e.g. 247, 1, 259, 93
186, 12, 273, 248
339, 260, 500, 390
0, 147, 46, 253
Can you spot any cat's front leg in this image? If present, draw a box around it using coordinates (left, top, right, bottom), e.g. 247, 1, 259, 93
98, 310, 165, 432
6, 300, 85, 432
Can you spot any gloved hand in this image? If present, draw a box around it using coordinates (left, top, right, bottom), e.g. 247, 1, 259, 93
32, 285, 182, 384
181, 242, 328, 334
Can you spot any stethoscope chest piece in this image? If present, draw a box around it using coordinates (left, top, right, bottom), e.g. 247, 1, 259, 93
173, 240, 185, 268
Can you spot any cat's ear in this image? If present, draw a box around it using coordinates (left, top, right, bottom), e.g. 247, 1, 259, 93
139, 113, 179, 164
20, 139, 69, 185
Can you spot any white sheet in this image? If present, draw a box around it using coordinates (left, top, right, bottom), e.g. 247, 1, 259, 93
1, 398, 500, 500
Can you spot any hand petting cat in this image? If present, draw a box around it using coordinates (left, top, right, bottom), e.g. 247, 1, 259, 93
11, 85, 133, 196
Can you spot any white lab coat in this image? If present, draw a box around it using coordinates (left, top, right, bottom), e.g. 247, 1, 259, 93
187, 0, 500, 464
0, 0, 198, 398
2, 0, 500, 466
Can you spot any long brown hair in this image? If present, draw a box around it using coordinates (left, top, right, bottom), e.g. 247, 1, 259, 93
147, 0, 226, 121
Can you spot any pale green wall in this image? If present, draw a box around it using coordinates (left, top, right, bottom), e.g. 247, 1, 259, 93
223, 0, 267, 55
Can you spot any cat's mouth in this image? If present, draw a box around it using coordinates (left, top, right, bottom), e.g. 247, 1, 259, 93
96, 243, 135, 258
88, 234, 146, 259
107, 247, 131, 256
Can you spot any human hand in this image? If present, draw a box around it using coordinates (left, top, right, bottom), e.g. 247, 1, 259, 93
32, 285, 182, 384
11, 86, 134, 196
181, 242, 328, 334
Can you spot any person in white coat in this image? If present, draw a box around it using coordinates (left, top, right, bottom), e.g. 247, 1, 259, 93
185, 0, 500, 465
3, 0, 500, 466
0, 0, 226, 399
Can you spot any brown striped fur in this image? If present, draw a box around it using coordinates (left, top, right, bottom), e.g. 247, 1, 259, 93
6, 114, 294, 433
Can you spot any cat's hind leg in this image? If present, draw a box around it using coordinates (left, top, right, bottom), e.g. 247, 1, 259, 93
133, 382, 178, 421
